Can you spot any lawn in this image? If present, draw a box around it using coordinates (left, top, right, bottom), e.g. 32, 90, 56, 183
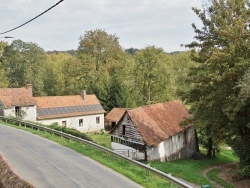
149, 148, 238, 186
87, 132, 111, 149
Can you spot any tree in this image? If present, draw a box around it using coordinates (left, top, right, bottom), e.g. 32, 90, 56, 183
0, 41, 9, 87
77, 29, 123, 72
184, 0, 250, 175
133, 46, 175, 106
169, 51, 195, 98
2, 40, 46, 96
76, 29, 132, 110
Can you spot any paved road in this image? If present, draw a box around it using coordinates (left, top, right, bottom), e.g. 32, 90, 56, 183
0, 124, 142, 188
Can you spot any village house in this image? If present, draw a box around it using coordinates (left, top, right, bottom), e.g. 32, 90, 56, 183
110, 100, 197, 161
0, 85, 105, 133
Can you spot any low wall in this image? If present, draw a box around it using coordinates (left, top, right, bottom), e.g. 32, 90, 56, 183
0, 153, 34, 188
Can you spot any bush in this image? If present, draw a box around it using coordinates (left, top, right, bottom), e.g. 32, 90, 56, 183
48, 124, 93, 142
238, 165, 250, 179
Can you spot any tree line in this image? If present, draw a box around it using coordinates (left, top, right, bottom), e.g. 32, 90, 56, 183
0, 29, 193, 111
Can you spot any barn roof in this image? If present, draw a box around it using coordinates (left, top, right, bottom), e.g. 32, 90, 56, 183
127, 100, 190, 146
34, 95, 105, 119
0, 87, 35, 107
105, 108, 127, 123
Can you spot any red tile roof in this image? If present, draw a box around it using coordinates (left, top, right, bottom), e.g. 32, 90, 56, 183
0, 87, 35, 107
33, 95, 100, 109
128, 100, 190, 146
105, 108, 127, 123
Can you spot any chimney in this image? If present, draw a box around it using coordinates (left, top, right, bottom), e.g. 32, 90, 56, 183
80, 90, 86, 101
25, 84, 33, 96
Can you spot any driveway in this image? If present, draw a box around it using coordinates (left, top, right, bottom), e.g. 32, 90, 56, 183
0, 124, 142, 188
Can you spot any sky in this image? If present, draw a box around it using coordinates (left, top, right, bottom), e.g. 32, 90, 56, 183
0, 0, 209, 53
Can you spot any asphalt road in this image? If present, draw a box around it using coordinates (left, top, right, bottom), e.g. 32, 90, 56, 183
0, 124, 142, 188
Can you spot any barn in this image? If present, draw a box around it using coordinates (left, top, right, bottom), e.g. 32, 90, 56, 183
110, 100, 197, 161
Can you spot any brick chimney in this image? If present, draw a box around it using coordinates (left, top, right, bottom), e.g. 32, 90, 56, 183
25, 84, 33, 96
80, 90, 86, 101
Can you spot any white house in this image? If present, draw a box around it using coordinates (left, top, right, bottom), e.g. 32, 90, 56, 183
33, 90, 105, 133
0, 85, 105, 133
110, 100, 197, 161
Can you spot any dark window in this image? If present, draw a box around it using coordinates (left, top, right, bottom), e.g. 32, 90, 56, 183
79, 119, 83, 127
122, 125, 126, 135
15, 106, 20, 118
183, 130, 188, 145
111, 122, 116, 129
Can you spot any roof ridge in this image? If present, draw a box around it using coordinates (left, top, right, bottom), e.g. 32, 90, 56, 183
128, 100, 182, 111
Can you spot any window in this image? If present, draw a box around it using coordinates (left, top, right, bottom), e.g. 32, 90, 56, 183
15, 106, 21, 118
111, 122, 116, 129
96, 116, 100, 124
79, 119, 83, 127
62, 121, 67, 127
122, 125, 126, 135
183, 130, 188, 145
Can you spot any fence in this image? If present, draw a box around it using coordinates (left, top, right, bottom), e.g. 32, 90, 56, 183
0, 116, 194, 188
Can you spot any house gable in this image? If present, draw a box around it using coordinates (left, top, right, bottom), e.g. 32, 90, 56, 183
111, 112, 145, 148
104, 108, 127, 130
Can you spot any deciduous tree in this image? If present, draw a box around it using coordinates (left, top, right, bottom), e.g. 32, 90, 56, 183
184, 0, 250, 175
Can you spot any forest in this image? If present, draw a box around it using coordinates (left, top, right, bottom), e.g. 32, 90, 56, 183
0, 0, 250, 179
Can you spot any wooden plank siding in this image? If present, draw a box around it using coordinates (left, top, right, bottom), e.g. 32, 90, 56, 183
113, 113, 144, 144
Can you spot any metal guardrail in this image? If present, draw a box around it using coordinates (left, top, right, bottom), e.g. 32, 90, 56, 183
0, 116, 194, 188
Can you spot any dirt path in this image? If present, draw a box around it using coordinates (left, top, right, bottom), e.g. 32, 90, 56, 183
201, 162, 250, 188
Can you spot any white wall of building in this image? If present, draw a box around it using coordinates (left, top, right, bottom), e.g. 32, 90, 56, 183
37, 113, 105, 133
3, 106, 37, 122
146, 127, 195, 162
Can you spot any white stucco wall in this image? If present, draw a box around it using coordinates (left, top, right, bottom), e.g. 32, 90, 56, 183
3, 106, 37, 122
37, 113, 104, 133
146, 127, 196, 162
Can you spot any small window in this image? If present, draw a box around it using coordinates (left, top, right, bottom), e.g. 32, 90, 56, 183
183, 130, 188, 145
62, 121, 67, 127
79, 119, 83, 127
96, 116, 100, 124
111, 122, 116, 129
122, 125, 126, 135
15, 106, 21, 118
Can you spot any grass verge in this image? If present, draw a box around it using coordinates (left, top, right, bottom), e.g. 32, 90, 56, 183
0, 121, 177, 188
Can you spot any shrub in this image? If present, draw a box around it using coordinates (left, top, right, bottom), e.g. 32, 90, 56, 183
48, 124, 92, 142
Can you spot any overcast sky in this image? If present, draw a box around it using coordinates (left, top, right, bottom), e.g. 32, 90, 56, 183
0, 0, 209, 53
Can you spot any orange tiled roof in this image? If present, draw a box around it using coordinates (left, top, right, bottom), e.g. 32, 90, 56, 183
105, 108, 128, 123
128, 100, 190, 146
0, 87, 35, 107
33, 95, 101, 109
